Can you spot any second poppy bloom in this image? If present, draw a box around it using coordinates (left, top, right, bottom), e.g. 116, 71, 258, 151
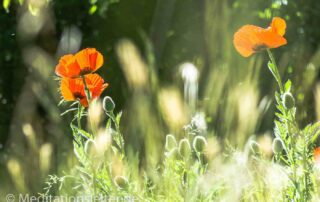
60, 74, 108, 107
233, 17, 287, 57
55, 48, 104, 78
314, 147, 320, 165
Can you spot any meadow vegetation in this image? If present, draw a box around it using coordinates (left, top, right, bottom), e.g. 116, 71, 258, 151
2, 1, 320, 201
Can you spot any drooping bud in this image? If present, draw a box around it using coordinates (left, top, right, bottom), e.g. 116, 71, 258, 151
272, 138, 284, 154
178, 139, 191, 158
282, 92, 295, 109
102, 96, 115, 112
114, 176, 129, 189
192, 136, 208, 153
165, 134, 177, 151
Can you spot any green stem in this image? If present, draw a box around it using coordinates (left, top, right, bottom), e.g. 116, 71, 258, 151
77, 102, 82, 129
82, 75, 91, 101
106, 111, 125, 156
92, 168, 96, 196
267, 49, 284, 93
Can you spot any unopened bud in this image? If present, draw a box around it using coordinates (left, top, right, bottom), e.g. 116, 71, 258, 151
165, 134, 177, 151
249, 140, 260, 155
114, 176, 129, 189
178, 139, 191, 158
103, 96, 115, 112
84, 139, 96, 155
272, 138, 284, 154
192, 136, 208, 153
282, 92, 295, 109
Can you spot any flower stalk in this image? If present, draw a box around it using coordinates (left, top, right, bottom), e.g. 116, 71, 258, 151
267, 49, 284, 93
82, 75, 92, 101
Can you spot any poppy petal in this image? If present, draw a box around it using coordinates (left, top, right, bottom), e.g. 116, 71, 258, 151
92, 83, 109, 99
59, 73, 107, 107
75, 48, 104, 75
234, 18, 287, 57
233, 25, 265, 57
55, 54, 81, 78
79, 98, 89, 107
257, 31, 287, 49
314, 147, 320, 166
270, 17, 286, 37
60, 77, 87, 104
60, 78, 76, 101
84, 74, 108, 99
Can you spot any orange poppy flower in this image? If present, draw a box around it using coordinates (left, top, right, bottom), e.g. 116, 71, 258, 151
233, 17, 287, 57
314, 147, 320, 164
55, 48, 104, 78
60, 74, 108, 107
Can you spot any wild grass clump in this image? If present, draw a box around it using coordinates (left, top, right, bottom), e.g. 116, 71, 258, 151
38, 18, 320, 201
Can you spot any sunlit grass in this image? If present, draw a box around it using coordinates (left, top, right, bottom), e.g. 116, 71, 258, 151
2, 1, 320, 201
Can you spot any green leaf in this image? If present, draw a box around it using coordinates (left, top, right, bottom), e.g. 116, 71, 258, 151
106, 118, 112, 129
268, 61, 283, 92
274, 120, 286, 139
71, 124, 93, 140
58, 99, 65, 106
60, 108, 78, 116
116, 111, 122, 125
275, 91, 281, 104
309, 122, 320, 143
268, 61, 276, 73
284, 80, 292, 92
3, 0, 11, 13
89, 5, 97, 15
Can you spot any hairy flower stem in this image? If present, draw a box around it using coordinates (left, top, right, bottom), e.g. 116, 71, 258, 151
106, 111, 125, 156
82, 75, 91, 102
267, 49, 284, 93
267, 49, 297, 197
77, 102, 82, 129
267, 49, 313, 201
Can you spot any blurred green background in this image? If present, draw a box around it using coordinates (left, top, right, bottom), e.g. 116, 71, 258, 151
1, 0, 320, 196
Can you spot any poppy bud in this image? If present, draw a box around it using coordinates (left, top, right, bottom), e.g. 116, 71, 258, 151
249, 140, 260, 155
114, 176, 129, 189
178, 139, 191, 158
103, 96, 115, 112
272, 138, 284, 154
282, 92, 295, 109
84, 139, 96, 155
165, 134, 177, 151
192, 136, 208, 153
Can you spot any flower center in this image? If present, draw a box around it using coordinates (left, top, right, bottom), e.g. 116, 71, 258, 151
73, 92, 85, 99
80, 67, 92, 75
253, 44, 268, 52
